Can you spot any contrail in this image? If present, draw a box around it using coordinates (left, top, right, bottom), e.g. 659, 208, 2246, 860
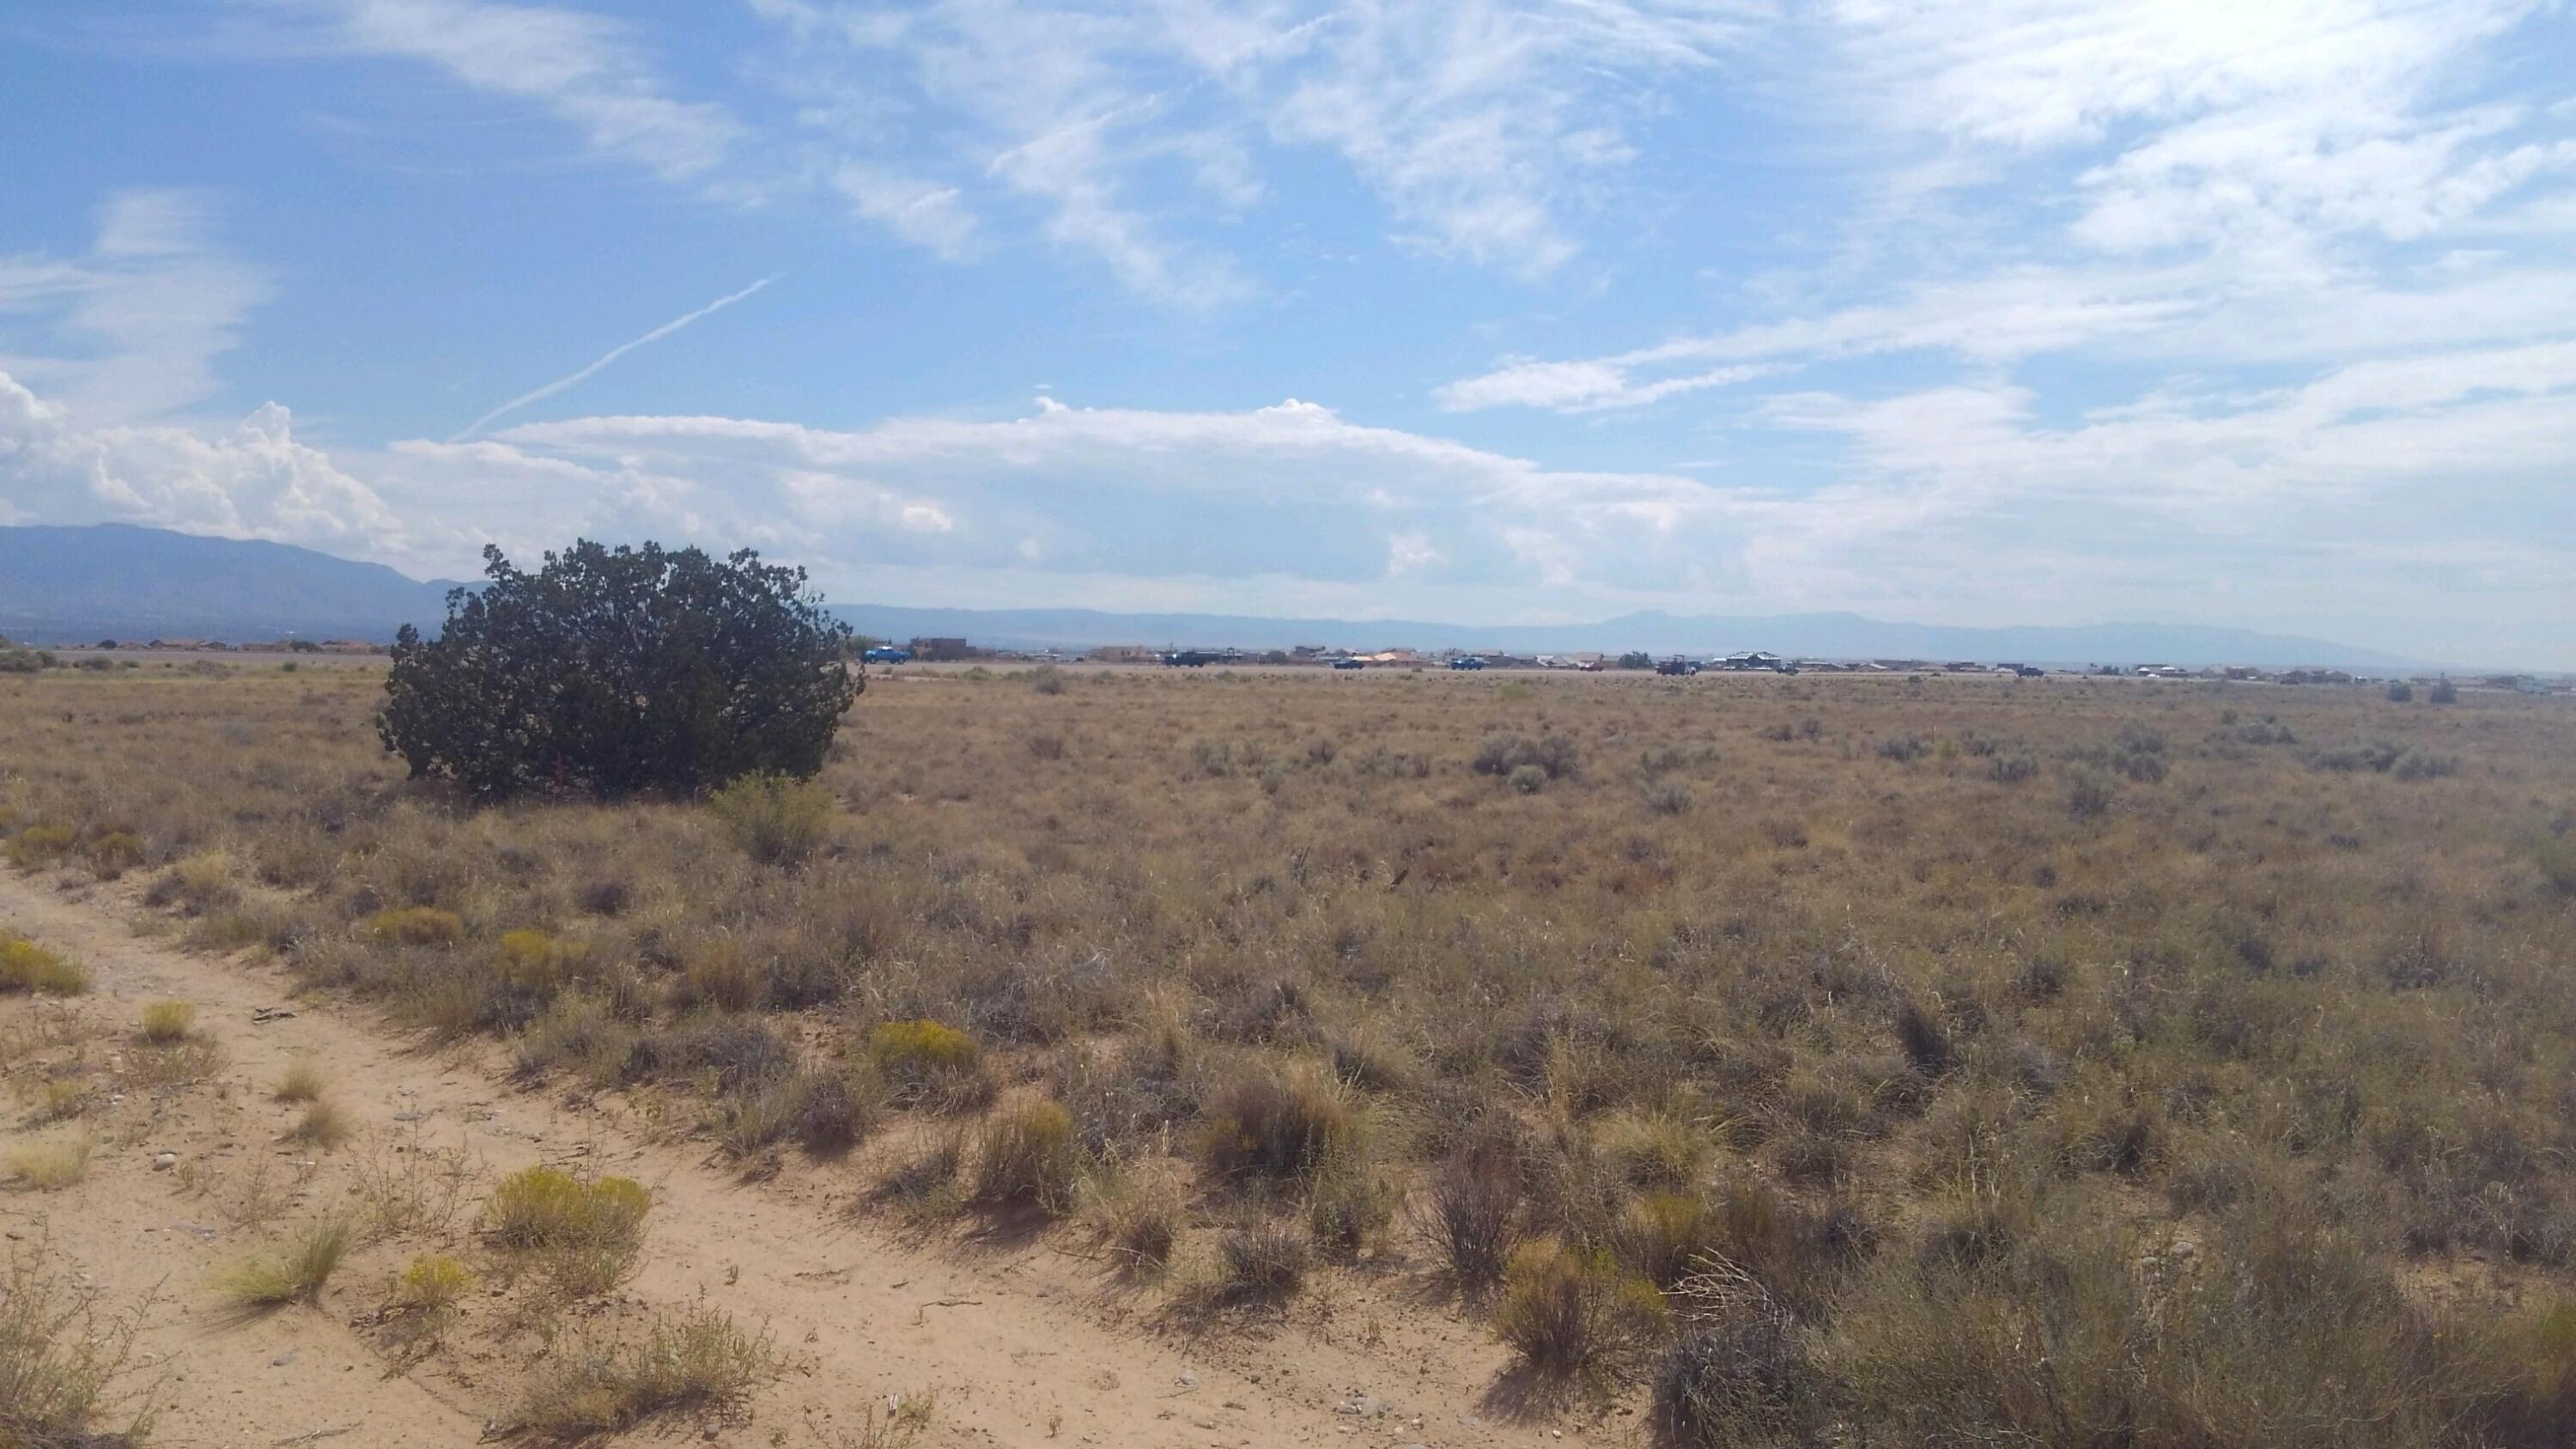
451, 277, 775, 441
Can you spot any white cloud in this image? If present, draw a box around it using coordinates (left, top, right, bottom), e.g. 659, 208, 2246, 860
0, 189, 270, 424
277, 0, 744, 180
744, 0, 1761, 297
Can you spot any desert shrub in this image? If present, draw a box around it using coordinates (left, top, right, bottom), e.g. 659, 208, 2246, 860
1876, 733, 1927, 763
364, 906, 464, 946
2429, 679, 2459, 703
1987, 750, 2038, 784
1510, 763, 1549, 795
707, 772, 837, 865
972, 1099, 1083, 1213
2393, 748, 2461, 780
1305, 1157, 1398, 1261
138, 999, 195, 1043
216, 1215, 355, 1306
1214, 1220, 1310, 1301
1198, 1066, 1356, 1186
1653, 1272, 1818, 1448
0, 1245, 153, 1446
2387, 680, 2415, 702
289, 1098, 353, 1148
1089, 1171, 1185, 1275
866, 1019, 988, 1110
519, 1306, 780, 1435
379, 539, 859, 801
1417, 1136, 1524, 1294
1646, 782, 1693, 816
1473, 731, 1579, 780
1494, 1239, 1668, 1380
81, 831, 145, 878
0, 939, 87, 995
1615, 1190, 1722, 1290
496, 928, 590, 993
4, 825, 76, 867
392, 1252, 474, 1316
5, 1133, 94, 1191
483, 1166, 651, 1278
787, 1064, 883, 1154
1030, 666, 1068, 695
2065, 766, 2116, 820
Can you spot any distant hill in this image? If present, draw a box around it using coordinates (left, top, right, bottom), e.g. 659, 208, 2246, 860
0, 524, 458, 643
838, 603, 2426, 671
0, 524, 2423, 668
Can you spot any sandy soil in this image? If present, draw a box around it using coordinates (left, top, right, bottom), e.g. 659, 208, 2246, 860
0, 868, 1613, 1448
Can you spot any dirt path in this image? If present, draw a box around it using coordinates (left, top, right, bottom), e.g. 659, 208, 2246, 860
1, 870, 1584, 1449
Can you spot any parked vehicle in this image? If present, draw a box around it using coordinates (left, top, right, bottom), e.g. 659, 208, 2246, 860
1163, 649, 1216, 667
1332, 657, 1364, 670
861, 646, 913, 664
1449, 656, 1486, 670
1655, 657, 1701, 676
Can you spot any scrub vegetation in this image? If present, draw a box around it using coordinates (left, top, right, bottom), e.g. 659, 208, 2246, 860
6, 657, 2576, 1444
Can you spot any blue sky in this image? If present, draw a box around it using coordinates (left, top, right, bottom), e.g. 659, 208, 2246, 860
3, 0, 2574, 662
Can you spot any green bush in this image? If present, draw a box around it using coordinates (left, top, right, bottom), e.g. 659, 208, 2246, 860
379, 539, 860, 801
707, 772, 836, 865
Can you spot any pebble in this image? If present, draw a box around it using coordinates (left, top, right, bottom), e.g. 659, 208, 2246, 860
151, 1152, 177, 1171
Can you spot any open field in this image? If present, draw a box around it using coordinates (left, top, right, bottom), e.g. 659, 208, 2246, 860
9, 661, 2576, 1445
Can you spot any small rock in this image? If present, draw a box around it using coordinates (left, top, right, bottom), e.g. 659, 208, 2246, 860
152, 1152, 177, 1171
1175, 1370, 1198, 1388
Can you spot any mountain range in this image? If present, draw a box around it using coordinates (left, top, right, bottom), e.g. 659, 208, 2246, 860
0, 524, 2427, 669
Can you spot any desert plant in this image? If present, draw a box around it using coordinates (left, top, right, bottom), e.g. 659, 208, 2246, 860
138, 999, 195, 1044
708, 772, 837, 865
379, 539, 860, 800
973, 1099, 1083, 1213
363, 905, 464, 946
1417, 1138, 1523, 1294
81, 831, 146, 879
1198, 1066, 1356, 1186
0, 1244, 154, 1446
273, 1057, 326, 1103
517, 1306, 780, 1434
216, 1215, 355, 1306
4, 1133, 94, 1191
2539, 832, 2576, 898
391, 1251, 474, 1318
2429, 678, 2459, 703
866, 1019, 988, 1109
486, 1166, 650, 1297
1493, 1238, 1668, 1380
288, 1098, 352, 1149
1214, 1220, 1310, 1301
0, 939, 87, 996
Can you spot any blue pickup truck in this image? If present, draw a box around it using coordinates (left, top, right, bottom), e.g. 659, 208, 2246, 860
861, 646, 913, 664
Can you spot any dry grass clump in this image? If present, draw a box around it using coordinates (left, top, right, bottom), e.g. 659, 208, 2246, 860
0, 937, 87, 996
1209, 1219, 1310, 1303
707, 771, 837, 865
1494, 1238, 1668, 1382
4, 1132, 95, 1190
518, 1306, 780, 1436
362, 905, 464, 946
137, 998, 195, 1043
1, 1243, 155, 1446
1418, 1139, 1525, 1294
1196, 1065, 1355, 1187
273, 1056, 326, 1102
1087, 1167, 1186, 1275
287, 1097, 352, 1148
971, 1098, 1083, 1214
216, 1214, 355, 1306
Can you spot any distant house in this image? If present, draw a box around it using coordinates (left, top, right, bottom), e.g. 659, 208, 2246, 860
908, 636, 975, 661
1718, 650, 1784, 672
